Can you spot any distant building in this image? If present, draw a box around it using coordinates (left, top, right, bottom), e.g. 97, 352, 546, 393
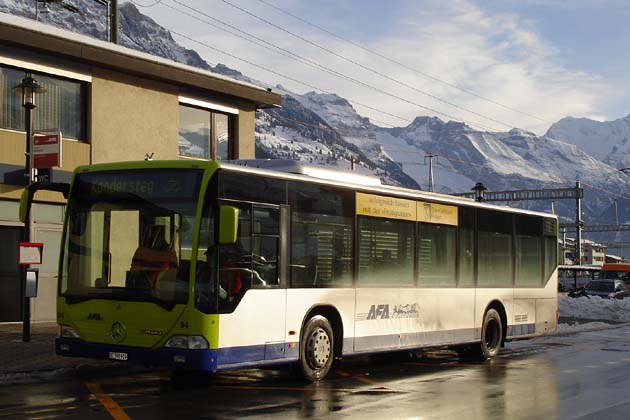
560, 237, 606, 266
0, 15, 281, 323
605, 254, 625, 264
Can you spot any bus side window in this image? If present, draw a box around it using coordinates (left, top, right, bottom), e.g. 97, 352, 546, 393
288, 182, 354, 288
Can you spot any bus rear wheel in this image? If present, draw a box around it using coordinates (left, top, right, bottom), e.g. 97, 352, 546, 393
478, 308, 502, 359
299, 315, 334, 381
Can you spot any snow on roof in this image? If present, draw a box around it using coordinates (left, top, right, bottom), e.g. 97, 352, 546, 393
0, 12, 276, 99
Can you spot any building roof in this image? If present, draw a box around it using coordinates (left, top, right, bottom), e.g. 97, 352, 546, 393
0, 12, 282, 108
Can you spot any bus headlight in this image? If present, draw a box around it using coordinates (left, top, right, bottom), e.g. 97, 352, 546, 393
164, 335, 209, 350
59, 325, 80, 339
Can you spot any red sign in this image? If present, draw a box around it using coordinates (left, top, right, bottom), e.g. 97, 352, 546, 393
33, 133, 62, 169
18, 242, 44, 265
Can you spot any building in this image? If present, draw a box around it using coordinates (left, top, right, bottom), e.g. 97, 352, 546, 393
0, 14, 281, 323
560, 237, 606, 266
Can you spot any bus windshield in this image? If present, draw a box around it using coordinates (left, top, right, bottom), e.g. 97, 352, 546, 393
60, 169, 203, 308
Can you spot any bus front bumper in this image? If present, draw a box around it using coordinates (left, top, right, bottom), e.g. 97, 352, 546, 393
56, 337, 218, 371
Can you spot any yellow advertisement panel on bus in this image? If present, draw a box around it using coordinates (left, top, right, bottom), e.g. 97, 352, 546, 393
356, 193, 458, 226
356, 192, 416, 221
416, 201, 458, 226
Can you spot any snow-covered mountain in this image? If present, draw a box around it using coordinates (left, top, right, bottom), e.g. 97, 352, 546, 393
546, 115, 630, 169
2, 0, 630, 233
285, 89, 628, 224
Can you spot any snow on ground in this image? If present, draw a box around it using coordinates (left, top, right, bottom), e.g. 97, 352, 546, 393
555, 295, 630, 334
559, 295, 630, 323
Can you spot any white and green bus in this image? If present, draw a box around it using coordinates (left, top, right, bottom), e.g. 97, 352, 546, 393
21, 159, 558, 380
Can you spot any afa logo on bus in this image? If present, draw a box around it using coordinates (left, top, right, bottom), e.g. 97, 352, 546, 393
363, 303, 421, 320
367, 304, 390, 320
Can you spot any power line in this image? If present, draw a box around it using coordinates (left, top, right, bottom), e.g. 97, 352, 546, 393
163, 1, 413, 126
130, 0, 164, 7
130, 0, 165, 7
213, 0, 518, 130
251, 0, 553, 126
165, 0, 496, 131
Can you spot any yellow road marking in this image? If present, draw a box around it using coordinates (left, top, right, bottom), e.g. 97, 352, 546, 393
353, 375, 379, 385
85, 382, 132, 420
336, 369, 381, 386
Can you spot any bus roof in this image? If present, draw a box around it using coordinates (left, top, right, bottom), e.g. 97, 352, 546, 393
559, 264, 602, 272
602, 263, 630, 272
73, 160, 558, 220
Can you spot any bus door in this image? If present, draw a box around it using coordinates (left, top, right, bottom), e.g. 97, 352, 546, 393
217, 202, 288, 361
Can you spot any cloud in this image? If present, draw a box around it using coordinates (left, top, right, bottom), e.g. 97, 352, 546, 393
155, 0, 610, 135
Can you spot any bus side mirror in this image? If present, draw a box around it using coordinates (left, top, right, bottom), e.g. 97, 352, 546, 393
218, 206, 238, 244
19, 187, 35, 223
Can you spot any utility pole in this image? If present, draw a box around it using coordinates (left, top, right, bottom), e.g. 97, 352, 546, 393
575, 180, 582, 265
109, 0, 118, 44
424, 153, 436, 192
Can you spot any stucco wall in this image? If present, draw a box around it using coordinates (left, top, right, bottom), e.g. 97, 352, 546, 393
236, 107, 256, 159
90, 68, 179, 163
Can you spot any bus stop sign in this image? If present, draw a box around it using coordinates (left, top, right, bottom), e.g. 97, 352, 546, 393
33, 132, 62, 169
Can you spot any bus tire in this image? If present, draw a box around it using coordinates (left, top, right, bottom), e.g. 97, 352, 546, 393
299, 315, 334, 381
478, 308, 502, 359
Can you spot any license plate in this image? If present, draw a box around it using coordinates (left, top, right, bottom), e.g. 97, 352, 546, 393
108, 351, 128, 361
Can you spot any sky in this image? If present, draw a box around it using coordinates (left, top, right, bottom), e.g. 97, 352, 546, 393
129, 0, 630, 135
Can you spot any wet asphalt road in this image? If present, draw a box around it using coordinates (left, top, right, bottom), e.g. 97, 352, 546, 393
2, 325, 630, 420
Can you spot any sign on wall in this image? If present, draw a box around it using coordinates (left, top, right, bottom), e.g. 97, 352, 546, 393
18, 242, 44, 265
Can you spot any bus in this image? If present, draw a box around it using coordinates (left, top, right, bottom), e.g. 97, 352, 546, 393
21, 159, 558, 381
600, 263, 630, 288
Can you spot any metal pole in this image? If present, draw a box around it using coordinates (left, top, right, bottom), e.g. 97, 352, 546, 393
22, 101, 34, 342
576, 180, 582, 265
110, 0, 118, 44
425, 153, 435, 192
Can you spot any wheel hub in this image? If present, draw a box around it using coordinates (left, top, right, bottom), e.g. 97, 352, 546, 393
306, 327, 331, 368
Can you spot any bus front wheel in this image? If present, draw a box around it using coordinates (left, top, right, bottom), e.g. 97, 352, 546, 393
299, 315, 334, 381
478, 308, 502, 359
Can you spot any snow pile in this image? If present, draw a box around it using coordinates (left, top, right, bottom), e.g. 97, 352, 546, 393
559, 295, 630, 323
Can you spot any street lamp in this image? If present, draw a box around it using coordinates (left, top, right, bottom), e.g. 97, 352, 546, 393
472, 182, 487, 202
14, 74, 46, 183
13, 73, 46, 342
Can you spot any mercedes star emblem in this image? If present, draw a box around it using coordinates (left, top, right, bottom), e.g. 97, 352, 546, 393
110, 321, 127, 343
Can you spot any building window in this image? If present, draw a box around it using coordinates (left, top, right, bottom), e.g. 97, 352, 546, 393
0, 65, 87, 141
178, 104, 234, 160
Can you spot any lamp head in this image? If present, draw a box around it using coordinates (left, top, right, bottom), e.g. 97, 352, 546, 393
14, 74, 46, 108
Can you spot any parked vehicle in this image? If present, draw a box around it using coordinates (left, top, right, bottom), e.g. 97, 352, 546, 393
600, 263, 630, 288
584, 279, 630, 299
558, 264, 601, 291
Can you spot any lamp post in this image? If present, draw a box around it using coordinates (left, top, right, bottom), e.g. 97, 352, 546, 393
14, 73, 46, 342
472, 182, 487, 202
